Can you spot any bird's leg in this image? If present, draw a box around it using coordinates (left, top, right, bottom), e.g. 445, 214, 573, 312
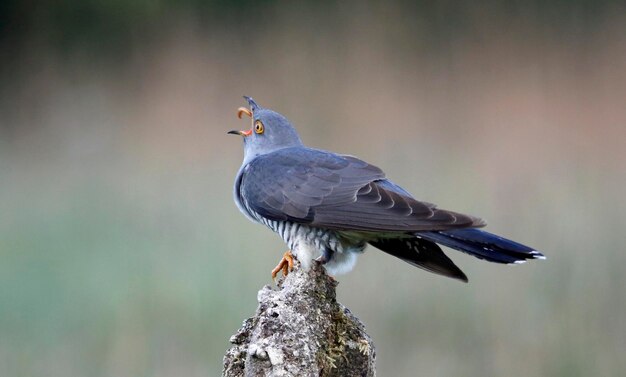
271, 250, 294, 281
315, 247, 333, 264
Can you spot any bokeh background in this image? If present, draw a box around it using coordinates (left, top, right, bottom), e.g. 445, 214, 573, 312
1, 1, 625, 376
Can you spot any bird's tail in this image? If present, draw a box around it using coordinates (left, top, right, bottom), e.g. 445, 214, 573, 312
417, 228, 545, 264
369, 237, 468, 282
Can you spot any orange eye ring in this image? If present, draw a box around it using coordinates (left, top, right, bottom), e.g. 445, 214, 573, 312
254, 120, 264, 134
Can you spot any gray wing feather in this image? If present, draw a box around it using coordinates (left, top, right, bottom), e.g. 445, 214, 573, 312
239, 147, 485, 232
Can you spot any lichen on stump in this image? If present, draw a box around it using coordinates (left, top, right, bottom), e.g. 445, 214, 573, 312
222, 258, 376, 377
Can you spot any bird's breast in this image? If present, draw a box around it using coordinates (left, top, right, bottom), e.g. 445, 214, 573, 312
233, 163, 258, 223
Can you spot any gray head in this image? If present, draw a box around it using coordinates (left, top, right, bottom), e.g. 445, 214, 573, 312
228, 97, 303, 162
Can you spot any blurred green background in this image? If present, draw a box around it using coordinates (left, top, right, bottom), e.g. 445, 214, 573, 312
1, 1, 625, 376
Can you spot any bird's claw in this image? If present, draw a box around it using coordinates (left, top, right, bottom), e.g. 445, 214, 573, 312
315, 248, 332, 264
271, 251, 294, 281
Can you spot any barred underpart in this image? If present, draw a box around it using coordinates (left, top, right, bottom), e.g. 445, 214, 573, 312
258, 217, 349, 255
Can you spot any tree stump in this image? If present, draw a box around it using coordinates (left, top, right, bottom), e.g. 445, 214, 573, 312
222, 258, 376, 377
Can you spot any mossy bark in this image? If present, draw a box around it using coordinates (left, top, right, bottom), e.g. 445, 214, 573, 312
222, 259, 376, 377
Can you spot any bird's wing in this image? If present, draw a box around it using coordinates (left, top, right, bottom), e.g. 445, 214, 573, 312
239, 147, 485, 232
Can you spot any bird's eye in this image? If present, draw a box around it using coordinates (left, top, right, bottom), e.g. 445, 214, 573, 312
254, 120, 264, 134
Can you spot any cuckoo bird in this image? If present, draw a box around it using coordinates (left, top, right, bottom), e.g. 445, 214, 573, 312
228, 97, 544, 282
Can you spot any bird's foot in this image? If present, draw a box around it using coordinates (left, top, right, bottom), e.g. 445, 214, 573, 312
315, 247, 333, 264
271, 250, 294, 281
315, 248, 338, 282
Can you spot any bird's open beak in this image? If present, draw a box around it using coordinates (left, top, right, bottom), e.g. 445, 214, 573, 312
227, 129, 252, 137
228, 106, 254, 136
237, 107, 252, 119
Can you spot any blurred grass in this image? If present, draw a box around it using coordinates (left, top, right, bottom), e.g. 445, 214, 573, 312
1, 1, 626, 376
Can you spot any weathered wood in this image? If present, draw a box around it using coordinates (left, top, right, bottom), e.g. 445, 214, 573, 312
223, 258, 376, 377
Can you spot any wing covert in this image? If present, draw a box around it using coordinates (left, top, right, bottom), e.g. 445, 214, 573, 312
239, 147, 484, 232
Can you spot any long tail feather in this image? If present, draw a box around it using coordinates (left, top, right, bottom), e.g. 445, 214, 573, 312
417, 228, 545, 264
369, 237, 468, 282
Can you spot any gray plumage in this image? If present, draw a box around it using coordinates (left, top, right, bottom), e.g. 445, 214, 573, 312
229, 97, 544, 282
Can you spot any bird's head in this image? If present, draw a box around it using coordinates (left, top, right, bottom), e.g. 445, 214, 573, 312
228, 96, 303, 162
